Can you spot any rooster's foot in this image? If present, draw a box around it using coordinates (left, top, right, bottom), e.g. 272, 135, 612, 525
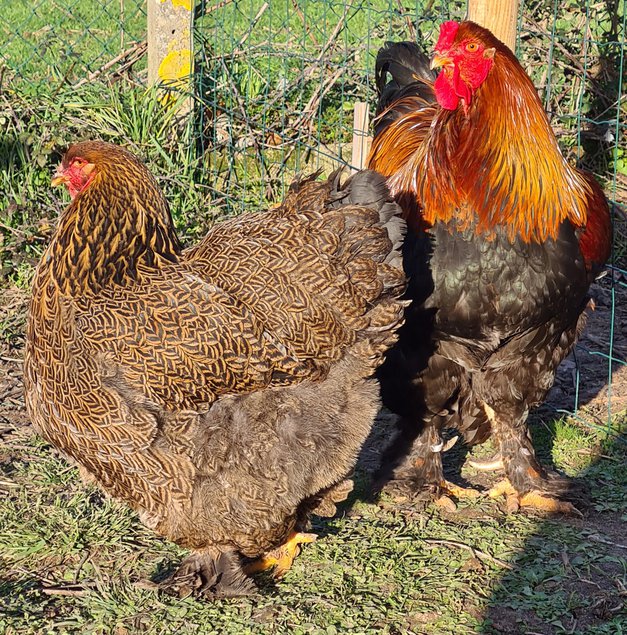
488, 478, 581, 515
434, 480, 482, 511
244, 532, 317, 578
376, 473, 480, 510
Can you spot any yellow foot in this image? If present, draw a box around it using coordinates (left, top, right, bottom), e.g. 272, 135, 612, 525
435, 480, 482, 511
488, 479, 580, 515
244, 532, 317, 578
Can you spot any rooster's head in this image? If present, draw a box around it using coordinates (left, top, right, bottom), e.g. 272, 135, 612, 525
431, 21, 499, 115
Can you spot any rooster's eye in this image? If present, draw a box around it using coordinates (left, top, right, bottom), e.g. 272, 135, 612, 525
72, 159, 86, 167
465, 42, 479, 52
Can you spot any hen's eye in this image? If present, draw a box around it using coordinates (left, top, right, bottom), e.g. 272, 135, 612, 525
465, 42, 479, 52
72, 158, 85, 167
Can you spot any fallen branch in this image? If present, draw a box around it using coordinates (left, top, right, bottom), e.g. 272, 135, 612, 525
396, 0, 416, 41
233, 2, 269, 53
42, 585, 91, 597
303, 5, 349, 81
218, 57, 270, 176
423, 538, 514, 570
586, 533, 627, 550
201, 0, 235, 16
296, 65, 346, 131
291, 0, 319, 47
259, 5, 349, 116
72, 40, 147, 89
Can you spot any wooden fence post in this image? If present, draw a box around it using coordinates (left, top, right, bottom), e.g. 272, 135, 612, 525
467, 0, 520, 51
351, 102, 371, 172
147, 0, 194, 107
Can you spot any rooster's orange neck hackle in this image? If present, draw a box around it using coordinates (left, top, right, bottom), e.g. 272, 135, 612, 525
372, 21, 598, 247
50, 141, 181, 296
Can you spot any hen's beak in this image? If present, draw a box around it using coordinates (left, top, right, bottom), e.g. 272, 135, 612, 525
430, 53, 453, 70
51, 166, 68, 187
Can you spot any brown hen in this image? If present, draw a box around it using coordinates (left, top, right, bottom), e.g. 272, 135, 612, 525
24, 141, 407, 598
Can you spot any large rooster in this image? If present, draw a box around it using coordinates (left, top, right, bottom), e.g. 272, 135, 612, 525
368, 21, 611, 513
24, 141, 407, 597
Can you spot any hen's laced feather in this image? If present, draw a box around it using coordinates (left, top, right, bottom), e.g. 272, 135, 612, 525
24, 143, 407, 566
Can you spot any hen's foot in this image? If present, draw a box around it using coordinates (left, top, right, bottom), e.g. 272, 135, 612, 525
489, 478, 582, 516
159, 550, 255, 599
244, 532, 317, 578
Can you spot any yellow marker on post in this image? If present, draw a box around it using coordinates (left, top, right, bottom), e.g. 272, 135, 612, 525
147, 0, 194, 108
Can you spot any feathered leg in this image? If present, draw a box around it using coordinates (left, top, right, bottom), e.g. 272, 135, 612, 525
482, 404, 583, 514
243, 479, 352, 579
306, 478, 354, 517
160, 547, 256, 599
375, 418, 479, 506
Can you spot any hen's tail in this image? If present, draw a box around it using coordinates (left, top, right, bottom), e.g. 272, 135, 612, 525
373, 41, 436, 137
286, 169, 408, 369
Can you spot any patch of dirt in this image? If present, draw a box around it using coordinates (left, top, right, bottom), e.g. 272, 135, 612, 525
484, 509, 627, 635
0, 287, 29, 438
546, 271, 627, 422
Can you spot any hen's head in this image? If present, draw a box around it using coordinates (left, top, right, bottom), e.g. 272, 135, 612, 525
431, 21, 500, 115
52, 141, 144, 200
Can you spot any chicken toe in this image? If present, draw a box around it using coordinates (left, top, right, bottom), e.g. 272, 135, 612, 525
244, 532, 317, 578
160, 549, 256, 599
434, 480, 482, 511
489, 478, 582, 515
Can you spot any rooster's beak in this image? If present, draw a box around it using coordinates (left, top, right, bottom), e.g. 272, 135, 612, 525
430, 53, 453, 70
51, 166, 68, 187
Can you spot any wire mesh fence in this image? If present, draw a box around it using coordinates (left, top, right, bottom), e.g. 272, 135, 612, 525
192, 0, 465, 210
1, 0, 626, 431
0, 0, 146, 93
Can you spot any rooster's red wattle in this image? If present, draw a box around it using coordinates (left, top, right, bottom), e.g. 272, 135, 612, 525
368, 21, 611, 512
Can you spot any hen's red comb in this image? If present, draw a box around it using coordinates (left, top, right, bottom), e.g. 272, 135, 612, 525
435, 21, 460, 51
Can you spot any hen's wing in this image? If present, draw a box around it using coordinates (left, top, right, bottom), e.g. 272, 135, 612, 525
76, 171, 403, 411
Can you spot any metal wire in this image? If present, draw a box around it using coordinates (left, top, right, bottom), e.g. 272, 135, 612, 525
2, 0, 626, 433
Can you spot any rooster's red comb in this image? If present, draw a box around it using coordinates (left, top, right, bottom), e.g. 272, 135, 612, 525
435, 21, 460, 51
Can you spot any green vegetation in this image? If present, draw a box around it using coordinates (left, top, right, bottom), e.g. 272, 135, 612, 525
1, 1, 626, 633
0, 0, 145, 90
0, 415, 625, 634
1, 0, 625, 276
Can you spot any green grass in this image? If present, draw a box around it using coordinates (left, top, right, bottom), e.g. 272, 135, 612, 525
1, 3, 626, 631
0, 0, 145, 91
0, 417, 625, 634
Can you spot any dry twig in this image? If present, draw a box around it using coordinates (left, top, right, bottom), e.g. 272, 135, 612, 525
73, 40, 147, 89
42, 585, 91, 597
423, 538, 514, 570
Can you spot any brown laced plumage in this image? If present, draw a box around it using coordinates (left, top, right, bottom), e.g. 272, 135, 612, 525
24, 141, 407, 598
